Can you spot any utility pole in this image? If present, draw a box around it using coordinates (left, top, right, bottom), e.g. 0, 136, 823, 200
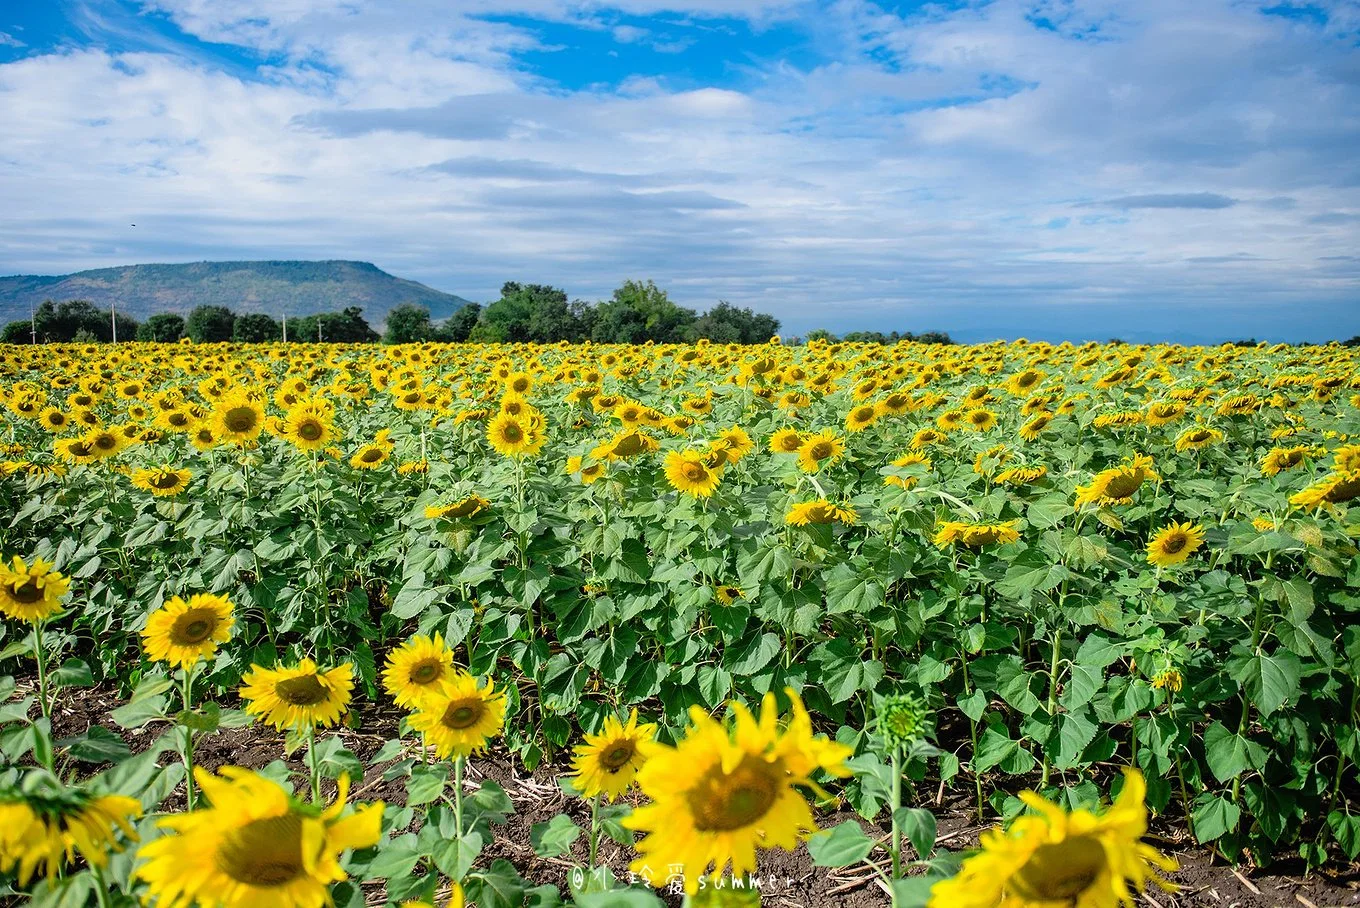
282, 312, 287, 343
29, 300, 36, 344
318, 317, 322, 343
111, 300, 117, 344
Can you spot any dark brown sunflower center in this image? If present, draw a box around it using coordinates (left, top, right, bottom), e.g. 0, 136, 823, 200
274, 674, 328, 706
1160, 532, 1188, 555
441, 697, 485, 730
600, 741, 636, 771
10, 580, 42, 604
613, 434, 644, 456
970, 412, 990, 425
172, 610, 217, 645
92, 433, 117, 451
1326, 477, 1360, 503
809, 442, 833, 460
298, 421, 323, 441
501, 423, 524, 444
223, 406, 258, 434
360, 448, 384, 463
683, 463, 707, 482
214, 813, 306, 887
1009, 835, 1105, 901
151, 472, 181, 489
687, 754, 779, 832
408, 660, 443, 685
1103, 474, 1142, 499
168, 412, 190, 427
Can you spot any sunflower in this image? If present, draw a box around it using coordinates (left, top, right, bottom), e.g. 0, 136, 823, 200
348, 443, 390, 470
964, 408, 998, 432
845, 404, 879, 432
0, 555, 70, 623
715, 584, 744, 605
141, 593, 235, 668
566, 454, 606, 485
664, 450, 722, 498
213, 391, 266, 444
54, 437, 98, 464
190, 424, 219, 452
397, 459, 430, 476
571, 709, 658, 801
592, 429, 660, 461
240, 660, 354, 731
1334, 444, 1360, 473
911, 428, 947, 449
0, 787, 141, 884
796, 430, 844, 473
134, 767, 382, 908
1145, 522, 1206, 568
1018, 413, 1053, 441
785, 499, 857, 526
486, 412, 542, 458
926, 770, 1175, 908
382, 633, 455, 709
424, 494, 490, 520
624, 688, 850, 894
934, 520, 1021, 548
37, 407, 71, 433
885, 451, 931, 489
1290, 470, 1360, 509
1143, 401, 1185, 426
1174, 426, 1222, 451
715, 426, 754, 462
283, 409, 335, 452
769, 428, 805, 454
406, 672, 506, 760
1005, 369, 1044, 396
83, 426, 127, 460
131, 465, 192, 497
1075, 455, 1159, 507
994, 465, 1048, 487
1260, 445, 1312, 476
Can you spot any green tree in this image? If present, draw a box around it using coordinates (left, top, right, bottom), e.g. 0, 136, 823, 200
438, 303, 481, 342
384, 304, 434, 344
233, 313, 282, 343
185, 305, 236, 343
289, 307, 378, 343
475, 282, 578, 342
2, 320, 33, 343
137, 313, 186, 342
32, 299, 133, 343
803, 328, 837, 344
689, 301, 780, 344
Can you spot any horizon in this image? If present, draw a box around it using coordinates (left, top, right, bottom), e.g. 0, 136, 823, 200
1, 1, 1358, 343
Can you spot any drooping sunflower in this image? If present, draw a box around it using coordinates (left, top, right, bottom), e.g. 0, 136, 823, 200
715, 426, 754, 462
0, 555, 70, 623
348, 443, 390, 470
994, 465, 1048, 487
664, 450, 722, 498
926, 770, 1176, 908
715, 584, 744, 605
1290, 470, 1360, 509
131, 465, 192, 497
381, 633, 455, 709
406, 672, 506, 760
785, 499, 857, 526
0, 787, 141, 885
141, 593, 235, 669
796, 430, 845, 473
397, 459, 430, 476
625, 688, 851, 894
1259, 446, 1313, 477
934, 520, 1022, 548
1074, 455, 1159, 507
1145, 522, 1206, 568
571, 709, 658, 801
565, 454, 606, 485
1018, 413, 1053, 441
239, 660, 354, 731
885, 451, 932, 489
424, 494, 491, 520
283, 408, 335, 452
213, 391, 266, 445
845, 403, 879, 432
134, 767, 382, 908
1173, 426, 1222, 451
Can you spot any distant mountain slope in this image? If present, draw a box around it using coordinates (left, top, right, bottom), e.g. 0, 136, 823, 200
0, 261, 474, 325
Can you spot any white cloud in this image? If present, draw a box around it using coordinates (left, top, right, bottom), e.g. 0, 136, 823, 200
0, 0, 1356, 340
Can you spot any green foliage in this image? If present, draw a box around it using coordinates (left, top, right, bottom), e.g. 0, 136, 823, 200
384, 304, 435, 344
136, 313, 185, 342
185, 305, 236, 343
288, 306, 379, 343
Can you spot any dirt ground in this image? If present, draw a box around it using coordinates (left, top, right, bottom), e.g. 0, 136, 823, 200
42, 684, 1360, 908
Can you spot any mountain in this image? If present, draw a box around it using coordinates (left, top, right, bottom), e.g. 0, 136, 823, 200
0, 260, 474, 325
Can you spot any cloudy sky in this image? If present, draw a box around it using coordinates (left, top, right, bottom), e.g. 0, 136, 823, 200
1, 0, 1358, 342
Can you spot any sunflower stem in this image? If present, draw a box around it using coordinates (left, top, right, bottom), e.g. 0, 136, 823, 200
33, 619, 52, 728
308, 725, 321, 803
91, 863, 113, 908
588, 793, 601, 869
181, 662, 197, 810
889, 744, 903, 893
454, 755, 465, 839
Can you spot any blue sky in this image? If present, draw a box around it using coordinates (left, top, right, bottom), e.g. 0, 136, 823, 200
0, 0, 1358, 342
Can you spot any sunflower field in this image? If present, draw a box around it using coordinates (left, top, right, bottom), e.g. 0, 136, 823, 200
0, 337, 1358, 907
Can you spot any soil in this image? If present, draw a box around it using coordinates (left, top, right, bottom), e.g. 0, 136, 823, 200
38, 684, 1360, 908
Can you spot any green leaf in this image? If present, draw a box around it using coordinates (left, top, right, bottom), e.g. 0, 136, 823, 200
51, 658, 93, 689
995, 551, 1069, 600
431, 830, 484, 880
530, 813, 582, 858
59, 726, 132, 764
1192, 794, 1241, 842
406, 763, 448, 805
974, 726, 1036, 775
466, 860, 527, 908
1203, 721, 1267, 782
1327, 811, 1360, 860
722, 632, 780, 675
826, 562, 885, 615
896, 807, 937, 860
807, 821, 874, 867
1226, 648, 1301, 716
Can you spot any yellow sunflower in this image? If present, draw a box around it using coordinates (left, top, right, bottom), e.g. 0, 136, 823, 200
131, 465, 192, 497
0, 788, 141, 885
213, 391, 266, 445
486, 411, 543, 458
1019, 413, 1053, 441
927, 770, 1175, 908
570, 709, 658, 801
134, 767, 382, 908
141, 593, 235, 669
239, 660, 353, 731
1174, 426, 1222, 451
845, 403, 879, 432
624, 688, 851, 894
715, 584, 744, 605
424, 494, 491, 520
934, 520, 1021, 548
566, 454, 606, 485
397, 459, 430, 476
0, 555, 70, 623
994, 465, 1048, 487
768, 428, 805, 454
1075, 455, 1159, 507
964, 408, 998, 432
1334, 444, 1360, 473
1145, 522, 1206, 568
664, 450, 723, 498
406, 672, 506, 760
785, 499, 857, 526
283, 409, 335, 452
795, 430, 844, 473
1290, 470, 1360, 509
715, 426, 754, 462
348, 443, 390, 470
82, 426, 128, 460
382, 633, 455, 709
1260, 446, 1313, 476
